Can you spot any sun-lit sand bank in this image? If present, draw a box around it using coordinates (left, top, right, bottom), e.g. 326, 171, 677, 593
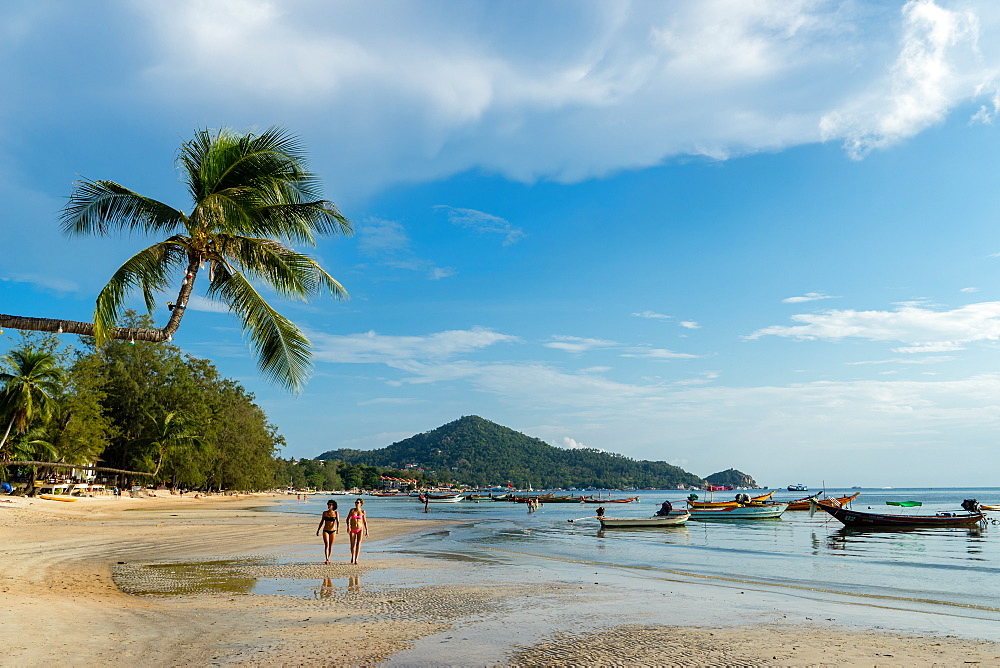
2, 493, 999, 666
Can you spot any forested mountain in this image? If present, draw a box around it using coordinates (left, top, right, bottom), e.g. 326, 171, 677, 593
705, 468, 757, 488
318, 415, 704, 489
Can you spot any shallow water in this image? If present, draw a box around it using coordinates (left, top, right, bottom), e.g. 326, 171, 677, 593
276, 488, 1000, 627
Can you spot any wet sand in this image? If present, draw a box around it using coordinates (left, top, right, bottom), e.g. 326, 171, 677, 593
2, 493, 999, 666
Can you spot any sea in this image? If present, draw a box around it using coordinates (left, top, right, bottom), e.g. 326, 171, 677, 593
270, 487, 1000, 642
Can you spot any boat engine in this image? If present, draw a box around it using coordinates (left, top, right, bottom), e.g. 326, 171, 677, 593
961, 499, 981, 513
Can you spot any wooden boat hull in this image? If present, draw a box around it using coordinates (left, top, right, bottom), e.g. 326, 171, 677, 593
582, 496, 639, 503
419, 494, 464, 503
687, 490, 776, 509
687, 503, 788, 520
599, 512, 690, 528
813, 500, 983, 527
981, 504, 1000, 511
786, 492, 859, 511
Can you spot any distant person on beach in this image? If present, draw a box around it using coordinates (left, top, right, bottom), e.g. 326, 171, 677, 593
346, 498, 368, 564
316, 499, 340, 564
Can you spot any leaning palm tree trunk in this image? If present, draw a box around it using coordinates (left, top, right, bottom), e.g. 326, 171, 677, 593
0, 314, 178, 342
0, 258, 199, 342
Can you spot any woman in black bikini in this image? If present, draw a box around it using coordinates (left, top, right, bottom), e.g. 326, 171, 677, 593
346, 498, 368, 564
316, 499, 340, 564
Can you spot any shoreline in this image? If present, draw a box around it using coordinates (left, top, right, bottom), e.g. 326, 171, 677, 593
2, 494, 999, 666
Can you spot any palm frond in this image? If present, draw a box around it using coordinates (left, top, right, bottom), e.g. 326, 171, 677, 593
206, 265, 312, 392
93, 241, 189, 343
213, 235, 348, 301
180, 126, 345, 243
61, 180, 185, 236
250, 200, 353, 244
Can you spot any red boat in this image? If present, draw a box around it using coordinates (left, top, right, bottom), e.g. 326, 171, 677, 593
813, 498, 984, 527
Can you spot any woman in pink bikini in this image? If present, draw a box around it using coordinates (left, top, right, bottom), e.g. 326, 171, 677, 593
316, 499, 340, 564
346, 498, 368, 564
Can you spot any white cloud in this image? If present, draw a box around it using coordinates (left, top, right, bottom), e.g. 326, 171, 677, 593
1, 273, 80, 294
782, 291, 836, 303
820, 0, 987, 159
310, 327, 518, 364
358, 218, 411, 257
848, 356, 955, 365
435, 206, 525, 246
186, 294, 231, 314
960, 287, 979, 293
561, 437, 588, 449
126, 1, 1000, 195
357, 397, 426, 406
544, 335, 617, 353
679, 321, 700, 329
620, 346, 699, 360
357, 218, 454, 280
748, 301, 1000, 351
632, 310, 672, 320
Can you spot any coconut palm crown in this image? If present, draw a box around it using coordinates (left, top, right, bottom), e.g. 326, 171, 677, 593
58, 127, 351, 392
0, 348, 64, 457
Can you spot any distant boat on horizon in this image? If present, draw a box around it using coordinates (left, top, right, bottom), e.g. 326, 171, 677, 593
787, 483, 808, 492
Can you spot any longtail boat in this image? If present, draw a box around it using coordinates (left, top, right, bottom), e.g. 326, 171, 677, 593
686, 503, 788, 520
581, 496, 639, 503
981, 504, 1000, 511
812, 498, 984, 527
418, 493, 465, 503
786, 491, 859, 511
687, 490, 775, 509
599, 511, 690, 528
539, 494, 584, 503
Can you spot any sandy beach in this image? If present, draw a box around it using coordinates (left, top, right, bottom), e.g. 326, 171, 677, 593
2, 493, 999, 667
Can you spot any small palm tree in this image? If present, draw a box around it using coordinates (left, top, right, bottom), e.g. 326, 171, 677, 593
0, 127, 351, 391
131, 410, 202, 477
0, 348, 64, 458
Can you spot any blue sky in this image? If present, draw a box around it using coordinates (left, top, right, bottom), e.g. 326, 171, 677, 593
4, 0, 1000, 486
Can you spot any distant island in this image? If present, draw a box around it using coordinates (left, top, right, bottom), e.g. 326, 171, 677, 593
318, 415, 721, 490
705, 468, 758, 489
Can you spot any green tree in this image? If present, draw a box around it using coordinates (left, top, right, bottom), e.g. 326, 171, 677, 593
130, 411, 202, 477
0, 126, 352, 391
0, 347, 64, 458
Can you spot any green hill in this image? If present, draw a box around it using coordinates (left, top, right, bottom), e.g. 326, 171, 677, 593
317, 415, 704, 489
705, 468, 758, 488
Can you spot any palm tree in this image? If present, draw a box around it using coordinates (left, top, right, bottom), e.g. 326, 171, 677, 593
0, 348, 64, 458
0, 127, 351, 391
130, 410, 202, 478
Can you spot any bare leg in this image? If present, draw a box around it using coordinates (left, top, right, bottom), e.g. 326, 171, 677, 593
349, 532, 363, 564
323, 532, 335, 564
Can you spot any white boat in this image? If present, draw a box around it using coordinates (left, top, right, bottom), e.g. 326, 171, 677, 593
419, 493, 465, 503
686, 503, 788, 520
599, 511, 691, 528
